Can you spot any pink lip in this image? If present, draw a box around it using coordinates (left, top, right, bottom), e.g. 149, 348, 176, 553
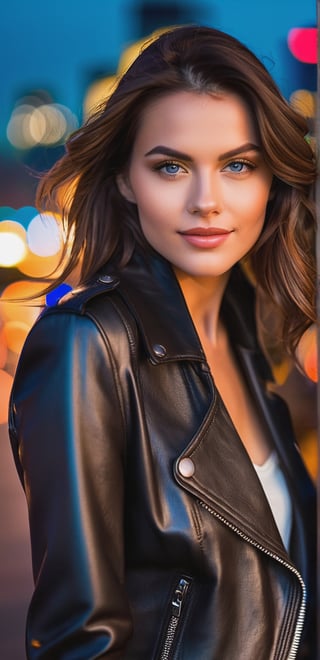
179, 227, 232, 248
181, 227, 231, 236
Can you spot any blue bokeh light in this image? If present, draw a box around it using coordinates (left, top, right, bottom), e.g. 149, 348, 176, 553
46, 283, 73, 307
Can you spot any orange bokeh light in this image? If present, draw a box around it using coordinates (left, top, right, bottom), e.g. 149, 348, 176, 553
3, 321, 31, 355
0, 280, 47, 326
296, 324, 318, 383
17, 246, 63, 279
0, 327, 8, 368
0, 369, 14, 424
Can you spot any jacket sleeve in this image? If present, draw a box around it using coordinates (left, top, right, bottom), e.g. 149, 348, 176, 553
9, 309, 132, 659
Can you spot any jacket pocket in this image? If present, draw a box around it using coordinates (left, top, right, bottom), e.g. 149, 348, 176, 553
156, 575, 192, 660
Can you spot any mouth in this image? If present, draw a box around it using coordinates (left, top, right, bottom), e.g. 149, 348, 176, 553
178, 227, 233, 249
180, 227, 232, 236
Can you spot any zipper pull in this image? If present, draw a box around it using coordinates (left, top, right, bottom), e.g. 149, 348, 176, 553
171, 578, 190, 617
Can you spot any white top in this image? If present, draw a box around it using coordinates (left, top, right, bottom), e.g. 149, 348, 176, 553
253, 451, 292, 552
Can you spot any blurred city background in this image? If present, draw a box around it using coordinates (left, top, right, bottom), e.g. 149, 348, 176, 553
0, 1, 317, 657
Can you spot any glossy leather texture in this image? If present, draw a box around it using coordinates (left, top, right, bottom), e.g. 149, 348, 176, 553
9, 251, 316, 659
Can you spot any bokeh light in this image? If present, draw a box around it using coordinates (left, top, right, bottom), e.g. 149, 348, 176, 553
15, 206, 39, 229
289, 89, 316, 119
0, 369, 14, 424
0, 207, 17, 221
0, 327, 8, 368
28, 105, 67, 145
6, 100, 78, 149
288, 27, 317, 63
17, 247, 63, 279
0, 280, 46, 326
296, 324, 318, 382
27, 212, 62, 257
46, 283, 73, 306
0, 207, 65, 277
3, 320, 31, 355
83, 76, 117, 119
0, 220, 27, 267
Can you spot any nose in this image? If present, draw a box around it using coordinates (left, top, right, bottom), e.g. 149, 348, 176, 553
187, 171, 222, 216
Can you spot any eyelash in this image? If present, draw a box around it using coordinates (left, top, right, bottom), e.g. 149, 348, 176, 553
224, 159, 256, 173
153, 161, 186, 176
153, 158, 257, 177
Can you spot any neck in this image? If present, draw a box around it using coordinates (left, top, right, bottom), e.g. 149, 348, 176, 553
174, 269, 230, 347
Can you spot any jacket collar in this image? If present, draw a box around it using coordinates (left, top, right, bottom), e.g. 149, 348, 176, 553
113, 250, 204, 363
111, 249, 270, 373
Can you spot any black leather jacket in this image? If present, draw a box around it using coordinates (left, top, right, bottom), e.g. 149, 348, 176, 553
9, 251, 316, 659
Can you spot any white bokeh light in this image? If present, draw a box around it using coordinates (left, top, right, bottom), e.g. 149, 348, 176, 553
0, 232, 27, 266
27, 213, 62, 257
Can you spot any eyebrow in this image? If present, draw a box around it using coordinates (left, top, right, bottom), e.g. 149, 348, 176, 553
144, 143, 261, 161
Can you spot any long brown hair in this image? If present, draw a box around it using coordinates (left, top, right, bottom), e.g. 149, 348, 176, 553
36, 25, 317, 358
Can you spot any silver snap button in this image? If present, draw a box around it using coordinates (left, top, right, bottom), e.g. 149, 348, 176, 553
178, 458, 195, 478
98, 274, 114, 284
153, 344, 167, 358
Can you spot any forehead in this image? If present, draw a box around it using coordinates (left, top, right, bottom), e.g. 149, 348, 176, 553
132, 90, 258, 154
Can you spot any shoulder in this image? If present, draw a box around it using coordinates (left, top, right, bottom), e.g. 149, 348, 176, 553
56, 273, 139, 355
17, 272, 137, 377
11, 273, 137, 415
47, 272, 121, 314
38, 272, 133, 334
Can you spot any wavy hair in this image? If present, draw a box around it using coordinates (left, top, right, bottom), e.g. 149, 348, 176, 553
36, 25, 317, 358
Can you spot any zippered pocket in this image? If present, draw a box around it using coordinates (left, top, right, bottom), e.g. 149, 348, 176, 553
157, 575, 192, 660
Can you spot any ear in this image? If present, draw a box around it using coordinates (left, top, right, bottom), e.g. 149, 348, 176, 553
116, 174, 136, 204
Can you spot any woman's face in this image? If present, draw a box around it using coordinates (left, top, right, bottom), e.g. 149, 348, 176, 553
118, 91, 273, 281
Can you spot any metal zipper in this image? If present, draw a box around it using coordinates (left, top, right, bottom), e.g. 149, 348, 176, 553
198, 499, 306, 660
159, 577, 191, 660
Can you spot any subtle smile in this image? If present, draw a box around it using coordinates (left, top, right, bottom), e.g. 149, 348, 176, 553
179, 227, 233, 248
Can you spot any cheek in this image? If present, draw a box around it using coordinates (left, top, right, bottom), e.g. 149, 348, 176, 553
134, 185, 178, 226
238, 184, 271, 219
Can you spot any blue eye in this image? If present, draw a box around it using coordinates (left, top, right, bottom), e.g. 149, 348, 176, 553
228, 161, 246, 172
225, 160, 255, 173
162, 162, 181, 175
153, 161, 185, 176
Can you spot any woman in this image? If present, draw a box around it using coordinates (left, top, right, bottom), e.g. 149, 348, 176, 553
9, 26, 316, 659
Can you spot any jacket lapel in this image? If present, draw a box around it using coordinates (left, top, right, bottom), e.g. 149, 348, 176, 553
174, 376, 290, 562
